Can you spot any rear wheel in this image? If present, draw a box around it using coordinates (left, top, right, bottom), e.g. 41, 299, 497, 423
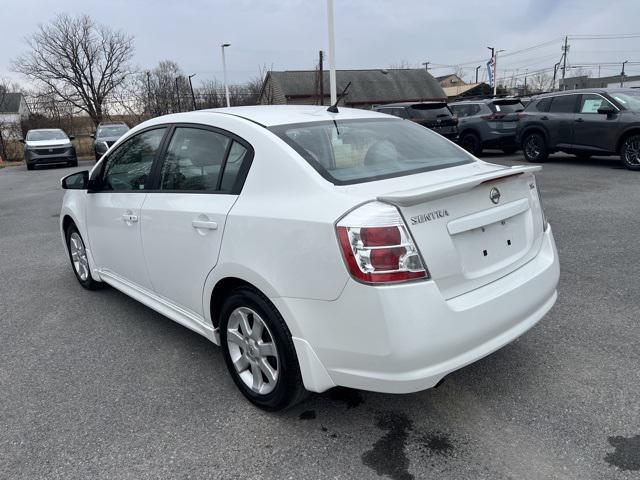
620, 134, 640, 171
522, 132, 549, 163
220, 286, 307, 411
459, 132, 482, 156
65, 224, 102, 290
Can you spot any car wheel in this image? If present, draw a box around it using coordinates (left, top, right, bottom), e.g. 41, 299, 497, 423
220, 286, 308, 411
26, 163, 34, 171
523, 132, 549, 163
65, 224, 102, 290
459, 132, 482, 156
575, 153, 591, 161
620, 134, 640, 171
69, 160, 79, 167
502, 146, 518, 155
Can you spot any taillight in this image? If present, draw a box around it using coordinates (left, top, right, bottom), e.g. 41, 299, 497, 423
336, 202, 428, 284
481, 113, 505, 121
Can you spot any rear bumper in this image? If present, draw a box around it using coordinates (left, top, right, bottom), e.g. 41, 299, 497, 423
275, 227, 559, 393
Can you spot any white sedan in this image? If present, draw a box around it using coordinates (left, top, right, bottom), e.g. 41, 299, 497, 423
60, 105, 559, 411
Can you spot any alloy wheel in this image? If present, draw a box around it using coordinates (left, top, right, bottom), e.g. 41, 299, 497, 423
69, 232, 89, 281
226, 307, 279, 395
623, 137, 640, 165
525, 135, 541, 160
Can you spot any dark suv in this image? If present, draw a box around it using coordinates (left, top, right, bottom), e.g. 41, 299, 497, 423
373, 101, 458, 140
516, 88, 640, 170
91, 121, 129, 160
449, 98, 524, 155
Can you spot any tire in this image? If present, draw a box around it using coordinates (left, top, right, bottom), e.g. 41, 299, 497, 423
522, 132, 549, 163
459, 132, 483, 156
69, 160, 79, 167
26, 163, 34, 171
65, 224, 102, 290
220, 286, 308, 411
620, 134, 640, 171
502, 146, 518, 155
575, 153, 591, 161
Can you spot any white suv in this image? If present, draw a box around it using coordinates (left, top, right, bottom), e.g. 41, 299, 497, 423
60, 105, 559, 410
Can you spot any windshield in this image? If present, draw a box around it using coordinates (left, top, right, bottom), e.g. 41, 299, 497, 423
270, 118, 473, 185
26, 130, 68, 141
408, 104, 452, 120
491, 100, 524, 113
609, 91, 640, 111
96, 125, 129, 138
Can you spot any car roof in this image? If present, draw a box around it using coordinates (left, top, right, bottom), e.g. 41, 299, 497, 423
532, 87, 640, 99
450, 97, 521, 105
97, 121, 128, 126
27, 128, 64, 132
200, 105, 390, 127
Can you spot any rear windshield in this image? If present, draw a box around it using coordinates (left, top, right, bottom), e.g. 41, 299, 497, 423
491, 100, 524, 113
269, 118, 473, 185
407, 104, 452, 119
26, 130, 68, 141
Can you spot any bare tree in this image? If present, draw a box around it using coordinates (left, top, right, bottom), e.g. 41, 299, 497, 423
13, 14, 134, 126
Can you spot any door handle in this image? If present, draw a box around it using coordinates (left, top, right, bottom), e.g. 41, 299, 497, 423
575, 117, 584, 122
122, 213, 138, 223
192, 220, 218, 230
540, 116, 549, 120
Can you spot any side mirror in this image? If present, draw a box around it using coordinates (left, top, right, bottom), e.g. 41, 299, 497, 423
68, 135, 75, 140
597, 105, 616, 116
90, 133, 95, 139
61, 170, 89, 190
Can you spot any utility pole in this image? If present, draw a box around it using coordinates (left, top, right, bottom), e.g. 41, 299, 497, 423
319, 50, 324, 105
146, 71, 152, 116
175, 77, 181, 112
326, 0, 337, 106
621, 60, 628, 87
475, 65, 480, 83
422, 62, 430, 71
188, 73, 197, 110
221, 43, 231, 107
561, 36, 569, 90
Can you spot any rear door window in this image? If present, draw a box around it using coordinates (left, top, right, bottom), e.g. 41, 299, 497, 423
491, 100, 524, 113
549, 95, 579, 113
533, 97, 552, 112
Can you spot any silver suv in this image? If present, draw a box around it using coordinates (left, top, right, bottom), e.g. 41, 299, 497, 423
449, 98, 524, 156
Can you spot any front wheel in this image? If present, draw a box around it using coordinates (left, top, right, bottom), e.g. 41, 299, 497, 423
220, 287, 307, 411
620, 134, 640, 171
522, 132, 549, 163
65, 224, 102, 290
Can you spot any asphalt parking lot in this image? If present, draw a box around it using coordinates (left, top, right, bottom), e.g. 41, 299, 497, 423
1, 153, 639, 480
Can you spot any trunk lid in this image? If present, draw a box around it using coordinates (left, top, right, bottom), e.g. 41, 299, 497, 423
377, 164, 545, 299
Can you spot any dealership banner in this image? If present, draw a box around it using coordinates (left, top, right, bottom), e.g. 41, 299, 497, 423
487, 57, 495, 88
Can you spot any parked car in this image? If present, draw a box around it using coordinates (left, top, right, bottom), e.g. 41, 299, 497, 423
449, 98, 525, 155
92, 121, 130, 160
373, 101, 458, 140
516, 88, 640, 170
60, 105, 559, 411
22, 128, 77, 170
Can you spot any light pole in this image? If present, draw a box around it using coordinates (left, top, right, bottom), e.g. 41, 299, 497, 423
475, 65, 480, 83
621, 60, 628, 87
188, 73, 197, 110
221, 43, 231, 107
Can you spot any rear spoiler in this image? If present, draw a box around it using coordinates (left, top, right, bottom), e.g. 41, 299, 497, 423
377, 165, 541, 207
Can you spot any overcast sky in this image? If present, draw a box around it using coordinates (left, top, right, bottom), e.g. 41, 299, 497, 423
2, 0, 640, 88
